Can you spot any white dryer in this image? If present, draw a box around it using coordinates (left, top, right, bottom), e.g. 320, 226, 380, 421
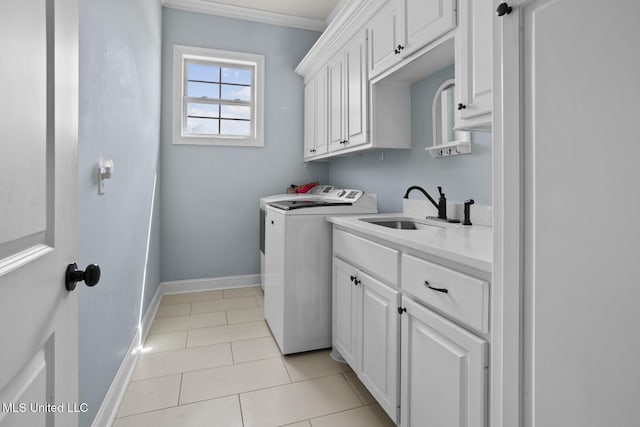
262, 188, 377, 354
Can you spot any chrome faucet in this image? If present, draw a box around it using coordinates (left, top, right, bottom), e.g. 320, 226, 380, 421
403, 185, 447, 220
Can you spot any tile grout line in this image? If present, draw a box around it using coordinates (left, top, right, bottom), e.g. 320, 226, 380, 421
181, 370, 348, 408
177, 372, 184, 406
237, 394, 246, 427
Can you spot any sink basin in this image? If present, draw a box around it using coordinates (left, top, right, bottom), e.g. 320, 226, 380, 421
359, 217, 444, 230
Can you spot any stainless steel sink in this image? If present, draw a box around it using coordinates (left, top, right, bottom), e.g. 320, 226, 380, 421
359, 217, 444, 230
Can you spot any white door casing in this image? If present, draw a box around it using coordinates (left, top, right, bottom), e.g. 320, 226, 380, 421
494, 0, 640, 426
0, 0, 79, 426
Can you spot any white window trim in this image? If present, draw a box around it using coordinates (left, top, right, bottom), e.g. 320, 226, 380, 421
173, 44, 265, 147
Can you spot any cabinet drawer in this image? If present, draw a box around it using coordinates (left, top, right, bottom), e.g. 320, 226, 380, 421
401, 254, 489, 333
334, 229, 399, 284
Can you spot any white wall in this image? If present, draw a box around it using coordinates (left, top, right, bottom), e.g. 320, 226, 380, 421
160, 9, 328, 282
77, 0, 162, 424
329, 66, 492, 213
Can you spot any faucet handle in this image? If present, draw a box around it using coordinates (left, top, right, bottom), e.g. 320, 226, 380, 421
438, 186, 444, 197
463, 199, 475, 226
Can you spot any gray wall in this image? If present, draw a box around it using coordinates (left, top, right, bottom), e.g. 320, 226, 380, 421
160, 9, 327, 282
77, 0, 162, 425
329, 66, 492, 213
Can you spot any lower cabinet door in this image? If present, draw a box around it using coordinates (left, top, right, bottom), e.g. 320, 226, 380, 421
359, 271, 401, 423
400, 296, 487, 427
332, 257, 361, 369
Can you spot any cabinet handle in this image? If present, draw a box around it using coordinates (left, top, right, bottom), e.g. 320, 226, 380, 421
424, 280, 449, 293
458, 103, 467, 110
397, 307, 406, 315
496, 2, 513, 16
271, 220, 274, 225
354, 279, 361, 285
350, 275, 356, 282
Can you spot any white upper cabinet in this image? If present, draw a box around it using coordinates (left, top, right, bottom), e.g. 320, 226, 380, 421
455, 0, 493, 130
368, 0, 457, 80
368, 0, 404, 79
400, 0, 456, 57
327, 30, 369, 153
303, 68, 328, 159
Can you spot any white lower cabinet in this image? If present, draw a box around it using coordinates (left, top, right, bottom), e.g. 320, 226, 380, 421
332, 256, 401, 423
332, 229, 489, 426
400, 296, 487, 427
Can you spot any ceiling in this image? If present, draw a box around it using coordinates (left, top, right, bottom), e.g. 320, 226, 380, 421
204, 0, 343, 23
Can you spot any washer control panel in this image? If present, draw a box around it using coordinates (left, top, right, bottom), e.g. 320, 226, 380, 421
325, 189, 363, 202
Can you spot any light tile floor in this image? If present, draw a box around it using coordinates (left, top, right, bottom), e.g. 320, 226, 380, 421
112, 286, 395, 427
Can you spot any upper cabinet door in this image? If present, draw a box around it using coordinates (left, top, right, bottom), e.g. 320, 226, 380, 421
400, 0, 456, 57
303, 80, 316, 159
344, 30, 368, 148
455, 0, 492, 129
314, 69, 329, 156
327, 52, 345, 152
368, 0, 404, 79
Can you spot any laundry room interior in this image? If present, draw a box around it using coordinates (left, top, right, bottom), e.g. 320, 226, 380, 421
1, 0, 639, 427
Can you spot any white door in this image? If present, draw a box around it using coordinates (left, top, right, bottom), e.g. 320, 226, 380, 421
455, 0, 492, 127
332, 257, 360, 369
344, 31, 368, 148
313, 69, 328, 156
327, 53, 345, 152
0, 1, 80, 426
400, 0, 456, 57
368, 0, 404, 79
505, 0, 640, 425
400, 297, 487, 427
359, 271, 400, 423
303, 80, 316, 159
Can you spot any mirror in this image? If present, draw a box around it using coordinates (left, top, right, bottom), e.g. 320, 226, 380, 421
428, 79, 470, 157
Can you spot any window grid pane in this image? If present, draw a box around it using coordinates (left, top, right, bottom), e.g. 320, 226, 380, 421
183, 57, 257, 140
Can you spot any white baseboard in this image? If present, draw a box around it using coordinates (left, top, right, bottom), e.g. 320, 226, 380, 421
91, 286, 163, 427
160, 274, 261, 294
91, 274, 260, 427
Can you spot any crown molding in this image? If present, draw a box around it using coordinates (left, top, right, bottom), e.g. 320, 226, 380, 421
326, 0, 351, 26
161, 0, 327, 31
295, 0, 385, 78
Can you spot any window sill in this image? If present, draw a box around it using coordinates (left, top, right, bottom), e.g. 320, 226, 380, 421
172, 135, 264, 147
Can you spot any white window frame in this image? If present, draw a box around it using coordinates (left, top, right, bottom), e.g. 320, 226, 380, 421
173, 45, 265, 147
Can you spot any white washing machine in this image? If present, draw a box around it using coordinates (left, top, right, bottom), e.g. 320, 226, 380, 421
259, 185, 336, 287
262, 188, 377, 354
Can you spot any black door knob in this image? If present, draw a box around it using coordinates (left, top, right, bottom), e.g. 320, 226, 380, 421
66, 263, 101, 291
458, 103, 467, 110
496, 2, 512, 16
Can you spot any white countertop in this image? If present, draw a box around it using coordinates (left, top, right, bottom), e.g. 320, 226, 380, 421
328, 213, 493, 273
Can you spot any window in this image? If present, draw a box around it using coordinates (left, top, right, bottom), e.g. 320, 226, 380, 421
173, 45, 265, 146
